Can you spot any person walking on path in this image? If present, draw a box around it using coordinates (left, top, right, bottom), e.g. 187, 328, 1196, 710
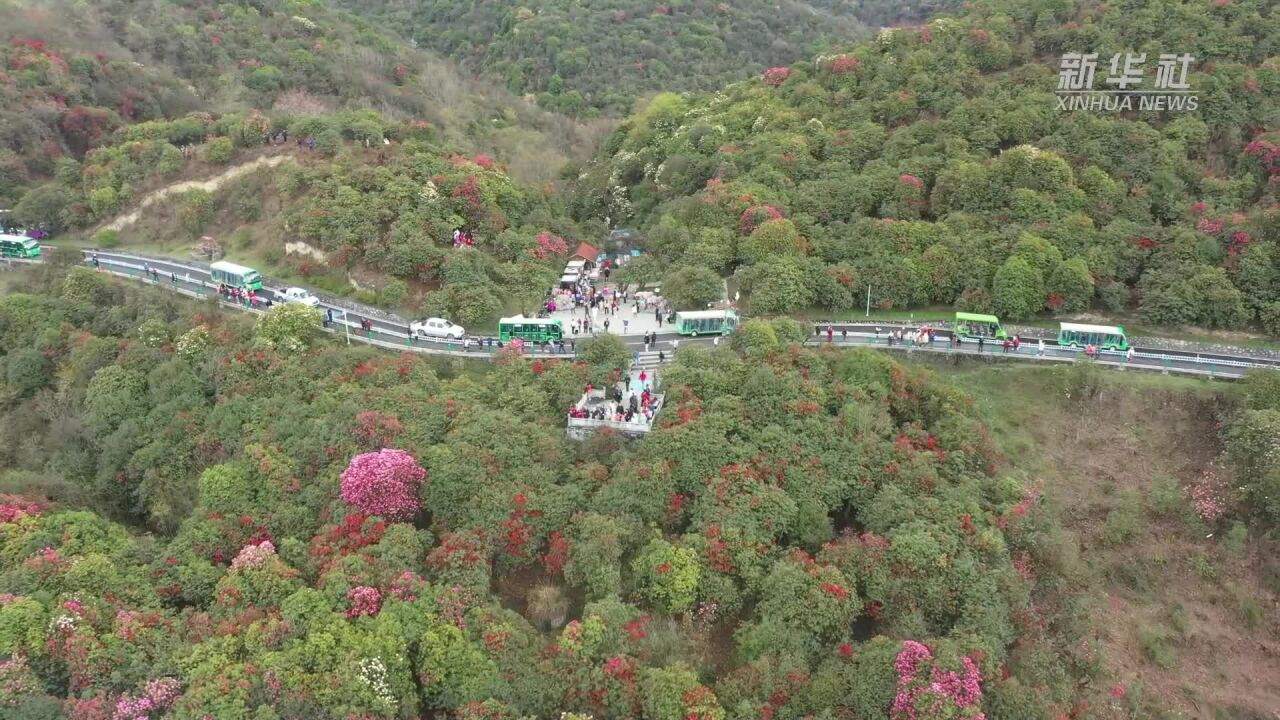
1126, 347, 1135, 363
1037, 338, 1045, 356
826, 324, 834, 343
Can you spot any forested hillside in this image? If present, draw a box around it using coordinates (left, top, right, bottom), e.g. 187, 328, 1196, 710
330, 0, 880, 117
0, 0, 598, 210
0, 266, 1111, 717
571, 0, 1280, 334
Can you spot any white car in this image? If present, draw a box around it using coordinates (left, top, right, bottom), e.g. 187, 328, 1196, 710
410, 317, 465, 340
277, 287, 320, 307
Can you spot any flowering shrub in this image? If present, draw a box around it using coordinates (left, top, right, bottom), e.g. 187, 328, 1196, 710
347, 586, 382, 618
175, 326, 213, 360
351, 410, 404, 448
339, 449, 426, 521
891, 641, 984, 720
1244, 138, 1280, 175
829, 55, 860, 74
357, 657, 396, 707
1196, 216, 1224, 236
112, 677, 182, 720
532, 231, 569, 260
762, 67, 791, 87
739, 205, 784, 233
230, 540, 276, 571
0, 495, 44, 523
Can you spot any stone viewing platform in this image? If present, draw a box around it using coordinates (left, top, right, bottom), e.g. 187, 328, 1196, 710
566, 368, 664, 439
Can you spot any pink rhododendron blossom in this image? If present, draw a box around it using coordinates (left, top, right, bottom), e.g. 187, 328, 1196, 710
112, 678, 181, 720
762, 67, 791, 87
891, 641, 985, 720
0, 495, 44, 523
531, 231, 569, 260
339, 448, 426, 521
230, 540, 276, 571
1196, 216, 1224, 235
347, 586, 382, 617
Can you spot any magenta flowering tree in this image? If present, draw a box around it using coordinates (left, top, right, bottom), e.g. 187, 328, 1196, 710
339, 448, 426, 521
346, 586, 382, 618
891, 640, 985, 720
230, 540, 276, 572
112, 677, 182, 720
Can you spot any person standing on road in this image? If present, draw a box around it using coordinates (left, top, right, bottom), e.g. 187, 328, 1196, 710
325, 308, 333, 328
91, 254, 99, 269
977, 336, 984, 352
1038, 338, 1045, 356
1126, 346, 1135, 363
826, 324, 834, 343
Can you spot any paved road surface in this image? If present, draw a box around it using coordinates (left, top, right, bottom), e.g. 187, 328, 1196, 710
6, 248, 1267, 380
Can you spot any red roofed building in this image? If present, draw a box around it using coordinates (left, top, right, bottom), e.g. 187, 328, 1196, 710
570, 242, 600, 267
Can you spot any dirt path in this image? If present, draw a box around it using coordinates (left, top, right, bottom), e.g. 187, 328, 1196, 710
101, 154, 295, 232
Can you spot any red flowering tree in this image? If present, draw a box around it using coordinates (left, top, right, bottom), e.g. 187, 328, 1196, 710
339, 449, 426, 521
829, 55, 860, 75
739, 205, 784, 234
762, 67, 791, 87
532, 231, 569, 260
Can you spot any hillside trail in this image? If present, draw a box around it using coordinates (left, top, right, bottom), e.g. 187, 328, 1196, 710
101, 151, 295, 232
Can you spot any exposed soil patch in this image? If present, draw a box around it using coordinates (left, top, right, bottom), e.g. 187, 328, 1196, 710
959, 367, 1280, 718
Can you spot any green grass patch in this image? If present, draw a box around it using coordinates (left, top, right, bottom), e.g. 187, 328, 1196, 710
1138, 623, 1178, 669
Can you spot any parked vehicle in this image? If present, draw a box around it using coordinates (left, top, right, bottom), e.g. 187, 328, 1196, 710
410, 317, 466, 340
498, 316, 562, 342
0, 234, 40, 258
673, 309, 737, 336
1058, 322, 1127, 351
276, 287, 320, 306
210, 260, 263, 290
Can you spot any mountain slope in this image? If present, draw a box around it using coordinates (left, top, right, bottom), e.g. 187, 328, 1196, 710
0, 0, 600, 208
570, 0, 1280, 334
331, 0, 879, 116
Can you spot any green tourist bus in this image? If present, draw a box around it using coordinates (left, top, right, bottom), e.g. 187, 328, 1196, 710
673, 309, 737, 336
953, 312, 1007, 340
1057, 322, 1128, 351
0, 234, 41, 258
210, 260, 263, 290
498, 316, 564, 343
